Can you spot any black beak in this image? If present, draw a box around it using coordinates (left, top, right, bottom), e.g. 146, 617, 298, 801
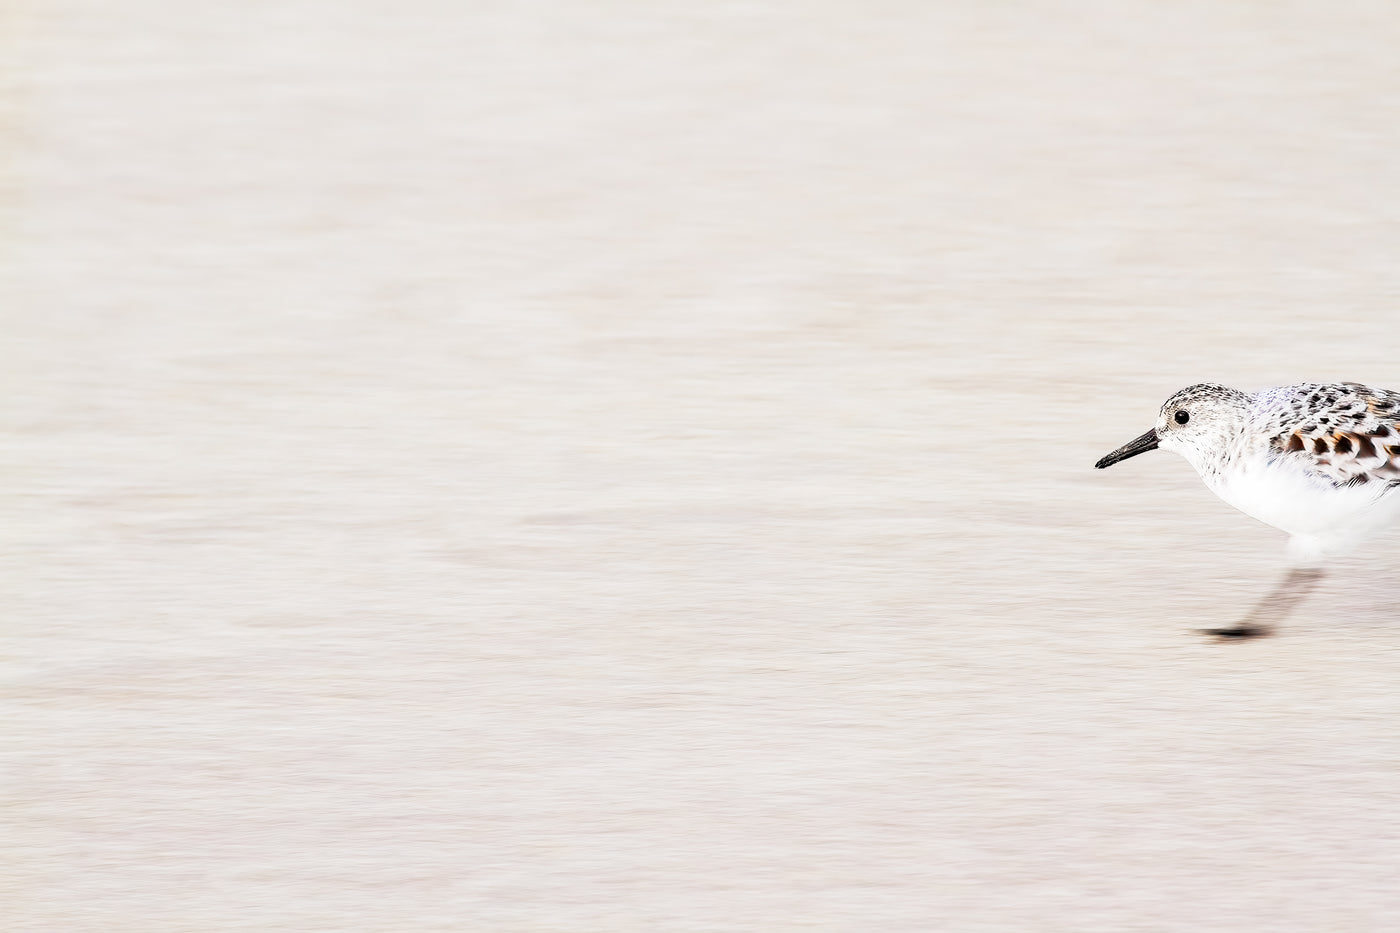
1094, 428, 1159, 469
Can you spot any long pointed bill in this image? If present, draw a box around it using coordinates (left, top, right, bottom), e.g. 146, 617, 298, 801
1094, 428, 1159, 469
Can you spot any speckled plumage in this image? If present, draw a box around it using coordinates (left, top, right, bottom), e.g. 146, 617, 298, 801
1258, 382, 1400, 488
1095, 381, 1400, 639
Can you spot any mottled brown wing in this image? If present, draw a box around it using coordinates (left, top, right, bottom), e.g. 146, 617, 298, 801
1272, 383, 1400, 488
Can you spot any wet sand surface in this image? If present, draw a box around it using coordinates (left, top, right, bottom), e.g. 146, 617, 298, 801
6, 2, 1400, 929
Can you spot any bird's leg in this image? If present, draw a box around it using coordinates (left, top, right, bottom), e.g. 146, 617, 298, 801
1203, 566, 1325, 641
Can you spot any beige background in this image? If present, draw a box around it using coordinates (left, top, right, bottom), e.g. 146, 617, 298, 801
5, 2, 1400, 930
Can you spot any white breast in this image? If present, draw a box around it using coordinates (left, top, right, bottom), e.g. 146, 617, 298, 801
1207, 455, 1400, 547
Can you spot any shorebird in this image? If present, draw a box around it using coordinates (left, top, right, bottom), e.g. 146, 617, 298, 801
1095, 382, 1400, 639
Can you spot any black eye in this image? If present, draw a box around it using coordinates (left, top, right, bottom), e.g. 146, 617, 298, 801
1174, 410, 1190, 425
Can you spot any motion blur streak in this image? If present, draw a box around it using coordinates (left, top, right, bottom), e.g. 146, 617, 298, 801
5, 2, 1400, 929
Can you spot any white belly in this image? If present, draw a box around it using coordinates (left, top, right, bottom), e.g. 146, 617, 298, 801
1207, 458, 1400, 557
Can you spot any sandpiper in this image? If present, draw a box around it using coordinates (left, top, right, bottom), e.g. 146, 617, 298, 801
1096, 382, 1400, 639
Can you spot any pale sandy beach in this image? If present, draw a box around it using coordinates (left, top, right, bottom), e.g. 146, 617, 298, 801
5, 2, 1400, 930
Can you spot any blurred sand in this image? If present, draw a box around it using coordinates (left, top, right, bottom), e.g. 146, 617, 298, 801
6, 2, 1400, 930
